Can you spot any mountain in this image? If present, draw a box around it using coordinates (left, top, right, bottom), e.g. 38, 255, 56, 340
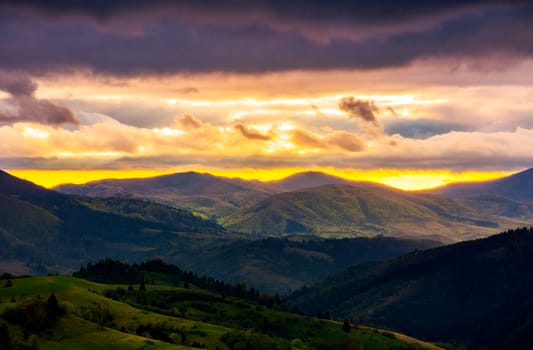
0, 262, 440, 350
289, 227, 533, 349
220, 184, 516, 241
271, 171, 372, 192
2, 171, 439, 294
182, 236, 440, 294
433, 167, 533, 202
55, 171, 276, 217
0, 170, 229, 275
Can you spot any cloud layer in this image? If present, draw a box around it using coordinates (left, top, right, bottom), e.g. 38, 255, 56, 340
1, 2, 533, 75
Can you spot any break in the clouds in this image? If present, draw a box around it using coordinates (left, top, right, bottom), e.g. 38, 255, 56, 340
384, 119, 473, 139
0, 72, 77, 125
1, 2, 533, 74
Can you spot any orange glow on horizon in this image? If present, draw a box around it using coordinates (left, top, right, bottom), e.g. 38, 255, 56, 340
7, 168, 511, 191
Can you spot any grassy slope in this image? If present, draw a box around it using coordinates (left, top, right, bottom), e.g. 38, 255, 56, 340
221, 185, 521, 241
0, 276, 439, 350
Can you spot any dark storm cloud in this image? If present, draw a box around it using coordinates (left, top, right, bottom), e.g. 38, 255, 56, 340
0, 73, 78, 125
0, 2, 533, 74
0, 72, 37, 96
338, 97, 379, 123
234, 123, 272, 141
0, 1, 523, 24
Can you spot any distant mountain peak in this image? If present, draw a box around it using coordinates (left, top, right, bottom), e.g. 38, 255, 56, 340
272, 171, 354, 191
434, 167, 533, 203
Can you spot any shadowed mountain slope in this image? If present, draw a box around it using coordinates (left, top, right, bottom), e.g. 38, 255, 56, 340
433, 167, 533, 203
0, 170, 227, 274
289, 227, 533, 349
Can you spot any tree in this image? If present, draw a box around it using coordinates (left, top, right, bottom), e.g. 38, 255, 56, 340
5, 279, 12, 288
96, 300, 110, 327
342, 318, 351, 333
0, 324, 12, 350
350, 315, 359, 329
183, 280, 189, 289
46, 293, 60, 321
29, 334, 40, 350
139, 270, 146, 292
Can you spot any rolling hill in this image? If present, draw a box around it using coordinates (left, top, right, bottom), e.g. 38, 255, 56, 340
220, 184, 517, 241
0, 262, 440, 350
289, 227, 533, 349
55, 171, 276, 218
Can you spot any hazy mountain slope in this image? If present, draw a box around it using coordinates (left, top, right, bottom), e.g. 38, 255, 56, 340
433, 167, 533, 202
459, 195, 533, 219
221, 184, 509, 241
0, 170, 229, 274
76, 196, 223, 233
289, 227, 533, 349
55, 171, 276, 217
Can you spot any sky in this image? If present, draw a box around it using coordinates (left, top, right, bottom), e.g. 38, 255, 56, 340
1, 1, 533, 190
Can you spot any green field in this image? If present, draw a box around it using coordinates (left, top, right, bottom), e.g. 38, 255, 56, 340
0, 275, 440, 349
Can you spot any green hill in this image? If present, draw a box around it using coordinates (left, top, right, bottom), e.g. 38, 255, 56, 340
220, 184, 516, 241
289, 227, 533, 349
0, 264, 441, 350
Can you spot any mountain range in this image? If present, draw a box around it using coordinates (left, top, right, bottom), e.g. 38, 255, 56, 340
55, 168, 533, 241
55, 171, 276, 218
0, 170, 437, 293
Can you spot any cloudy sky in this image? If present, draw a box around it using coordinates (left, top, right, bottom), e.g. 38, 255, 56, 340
1, 1, 533, 189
